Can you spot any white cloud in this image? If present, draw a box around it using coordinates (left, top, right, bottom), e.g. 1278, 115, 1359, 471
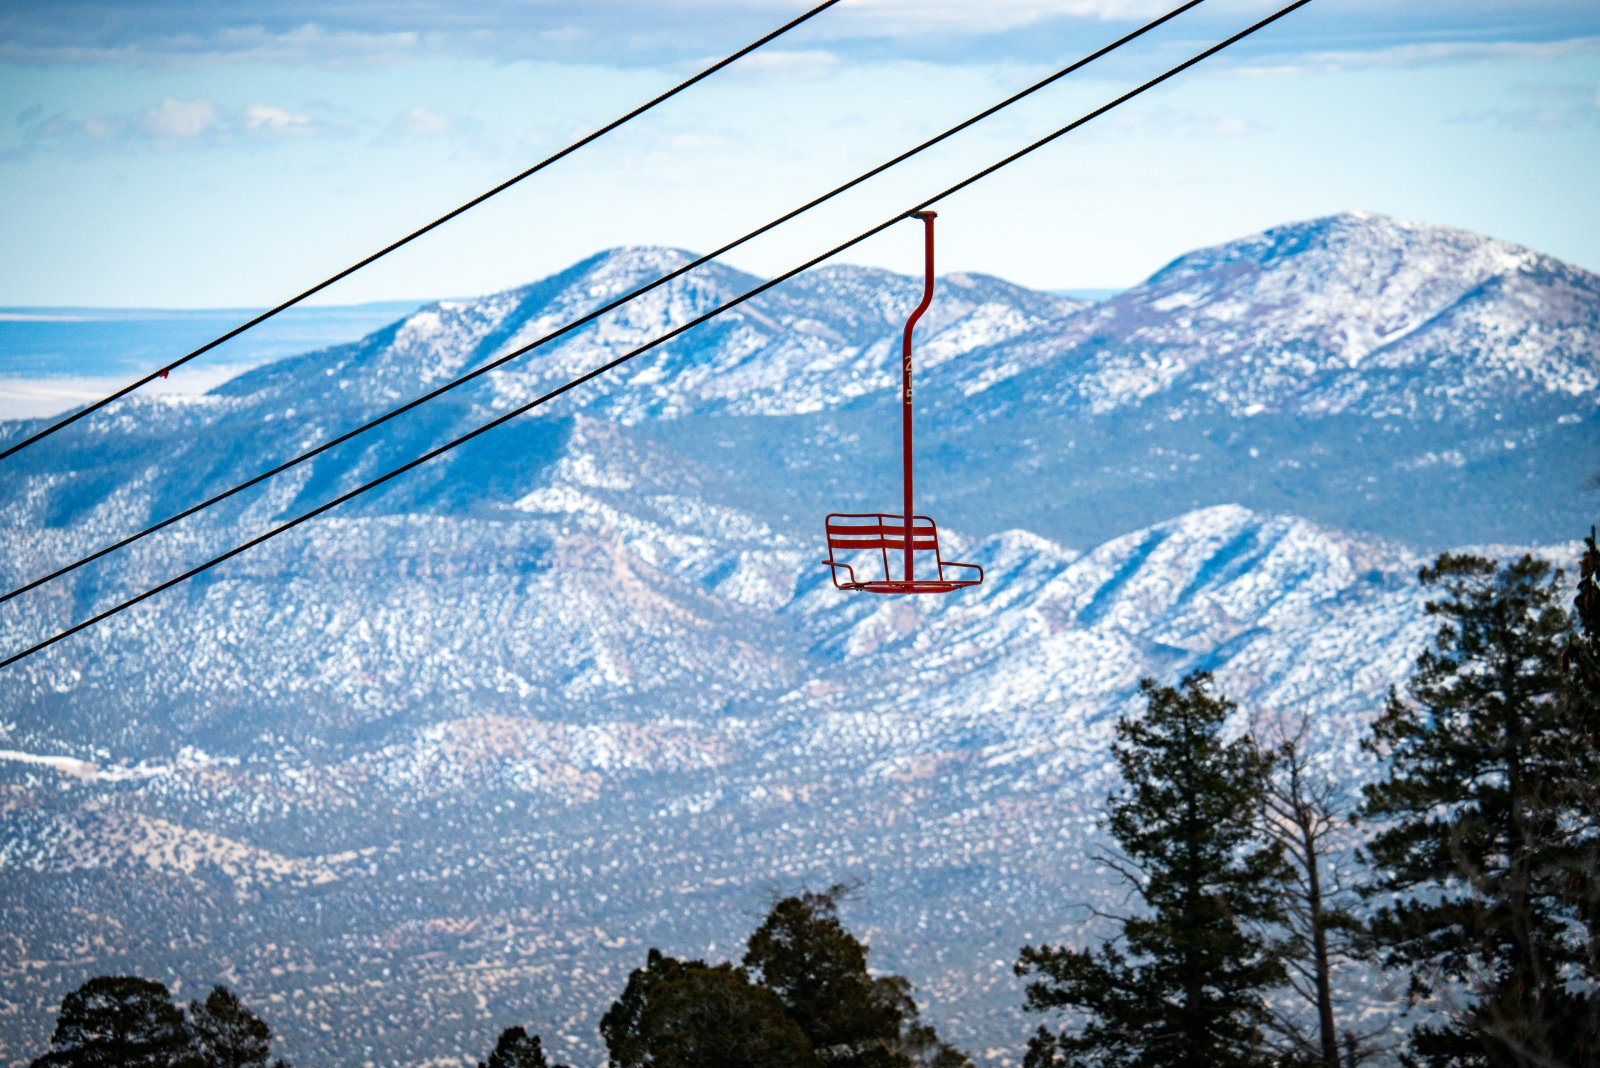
141, 97, 218, 139
398, 107, 456, 138
1449, 81, 1600, 131
0, 21, 421, 67
535, 25, 588, 49
1094, 105, 1269, 140
836, 0, 1178, 32
730, 48, 842, 77
206, 23, 420, 66
373, 106, 483, 152
2, 0, 1594, 71
8, 97, 335, 156
667, 132, 726, 151
1232, 35, 1600, 77
244, 103, 314, 135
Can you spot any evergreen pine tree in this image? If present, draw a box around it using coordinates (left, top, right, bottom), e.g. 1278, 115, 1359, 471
744, 887, 900, 1067
187, 986, 278, 1068
1360, 552, 1598, 1066
600, 948, 817, 1068
1016, 673, 1288, 1068
1561, 531, 1600, 998
31, 976, 198, 1068
478, 1025, 565, 1068
743, 887, 970, 1068
871, 974, 974, 1068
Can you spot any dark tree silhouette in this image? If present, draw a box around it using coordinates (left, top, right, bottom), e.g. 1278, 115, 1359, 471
187, 986, 276, 1068
600, 948, 817, 1068
1017, 673, 1288, 1068
31, 977, 198, 1068
871, 974, 974, 1068
32, 978, 286, 1068
1562, 530, 1600, 1001
744, 886, 970, 1068
478, 1025, 566, 1068
1361, 552, 1598, 1067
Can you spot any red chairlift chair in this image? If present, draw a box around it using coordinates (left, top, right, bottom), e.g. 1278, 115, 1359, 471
823, 211, 984, 596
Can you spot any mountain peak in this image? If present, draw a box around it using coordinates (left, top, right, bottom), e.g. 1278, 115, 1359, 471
544, 245, 724, 300
188, 211, 1598, 465
1063, 209, 1600, 411
1146, 209, 1554, 290
582, 244, 700, 270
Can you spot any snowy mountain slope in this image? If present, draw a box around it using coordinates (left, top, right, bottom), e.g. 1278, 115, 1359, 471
0, 374, 1523, 1064
169, 212, 1600, 438
1, 212, 1591, 550
0, 211, 1592, 1065
204, 250, 1085, 426
961, 211, 1600, 416
1, 489, 1451, 1066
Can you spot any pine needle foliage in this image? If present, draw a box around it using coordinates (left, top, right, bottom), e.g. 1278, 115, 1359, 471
745, 886, 972, 1068
600, 949, 817, 1068
478, 1025, 565, 1068
30, 977, 198, 1068
1360, 551, 1598, 1067
1017, 673, 1288, 1068
187, 987, 275, 1068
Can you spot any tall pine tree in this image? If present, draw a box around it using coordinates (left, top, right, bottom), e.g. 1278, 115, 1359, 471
31, 977, 198, 1068
477, 1025, 566, 1068
743, 886, 971, 1068
1017, 673, 1288, 1068
1561, 531, 1600, 1004
187, 987, 278, 1068
599, 949, 817, 1068
1360, 552, 1598, 1067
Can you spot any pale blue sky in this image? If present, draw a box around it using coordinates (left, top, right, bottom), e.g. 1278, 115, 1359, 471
1, 0, 1596, 307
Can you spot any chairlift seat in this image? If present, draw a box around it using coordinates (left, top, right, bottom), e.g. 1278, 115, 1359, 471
819, 211, 986, 596
822, 513, 983, 595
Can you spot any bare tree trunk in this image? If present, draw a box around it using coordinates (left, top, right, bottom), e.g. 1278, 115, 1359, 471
1296, 793, 1338, 1068
1254, 713, 1393, 1067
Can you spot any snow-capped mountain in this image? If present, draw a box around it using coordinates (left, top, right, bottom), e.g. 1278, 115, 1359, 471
955, 211, 1597, 413
206, 249, 1084, 425
0, 212, 1591, 1066
5, 212, 1588, 554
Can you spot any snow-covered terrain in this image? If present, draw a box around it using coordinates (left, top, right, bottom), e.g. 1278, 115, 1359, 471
0, 212, 1592, 1065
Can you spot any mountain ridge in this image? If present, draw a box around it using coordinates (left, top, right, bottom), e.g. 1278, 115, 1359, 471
0, 211, 1591, 1066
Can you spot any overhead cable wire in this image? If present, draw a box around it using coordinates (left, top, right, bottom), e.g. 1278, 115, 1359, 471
0, 0, 848, 465
0, 0, 1315, 670
0, 0, 1211, 610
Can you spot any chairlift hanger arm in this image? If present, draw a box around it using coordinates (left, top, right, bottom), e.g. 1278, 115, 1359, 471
0, 0, 1219, 612
0, 0, 1316, 667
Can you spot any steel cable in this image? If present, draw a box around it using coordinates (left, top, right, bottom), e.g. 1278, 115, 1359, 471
0, 0, 848, 464
0, 0, 1315, 669
0, 0, 1210, 610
